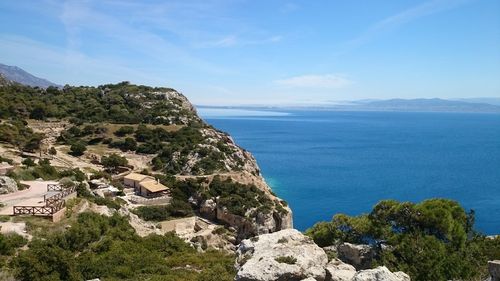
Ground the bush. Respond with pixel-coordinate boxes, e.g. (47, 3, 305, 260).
(69, 142, 86, 156)
(114, 126, 135, 137)
(305, 199, 500, 281)
(109, 137, 137, 151)
(133, 200, 193, 222)
(11, 212, 235, 281)
(49, 147, 57, 155)
(0, 233, 27, 256)
(101, 153, 128, 172)
(22, 158, 36, 167)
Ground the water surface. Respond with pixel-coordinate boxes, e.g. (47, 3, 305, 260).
(200, 109, 500, 235)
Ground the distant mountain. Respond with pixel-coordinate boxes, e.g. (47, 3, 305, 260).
(347, 98, 500, 113)
(0, 63, 60, 88)
(200, 98, 500, 113)
(456, 98, 500, 106)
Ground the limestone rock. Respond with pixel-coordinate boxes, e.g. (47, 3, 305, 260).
(325, 259, 356, 281)
(352, 266, 410, 281)
(235, 229, 328, 281)
(200, 199, 217, 220)
(0, 176, 18, 194)
(337, 243, 375, 270)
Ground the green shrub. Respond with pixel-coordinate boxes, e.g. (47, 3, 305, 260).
(275, 256, 297, 264)
(0, 233, 27, 256)
(11, 212, 235, 281)
(114, 126, 135, 137)
(101, 153, 128, 172)
(305, 199, 500, 281)
(22, 158, 36, 167)
(133, 200, 193, 222)
(69, 142, 86, 156)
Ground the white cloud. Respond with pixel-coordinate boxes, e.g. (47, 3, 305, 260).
(275, 74, 352, 89)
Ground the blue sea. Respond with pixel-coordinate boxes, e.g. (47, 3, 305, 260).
(199, 108, 500, 235)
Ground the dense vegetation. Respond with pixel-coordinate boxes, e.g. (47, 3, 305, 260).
(305, 199, 500, 281)
(0, 82, 197, 125)
(205, 176, 276, 216)
(0, 81, 247, 176)
(0, 120, 42, 152)
(8, 212, 235, 281)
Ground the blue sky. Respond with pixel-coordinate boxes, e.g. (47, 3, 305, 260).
(0, 0, 499, 105)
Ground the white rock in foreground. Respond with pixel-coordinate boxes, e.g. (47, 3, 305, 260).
(235, 230, 411, 281)
(235, 229, 328, 281)
(352, 266, 410, 281)
(326, 259, 356, 281)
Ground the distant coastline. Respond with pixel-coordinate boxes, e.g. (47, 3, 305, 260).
(197, 98, 500, 114)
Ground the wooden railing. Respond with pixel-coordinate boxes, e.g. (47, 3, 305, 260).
(44, 186, 76, 204)
(13, 184, 77, 217)
(13, 206, 55, 216)
(47, 184, 63, 191)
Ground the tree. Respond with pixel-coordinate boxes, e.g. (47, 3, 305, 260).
(22, 158, 36, 167)
(101, 153, 128, 172)
(29, 105, 47, 120)
(23, 134, 43, 152)
(70, 142, 86, 156)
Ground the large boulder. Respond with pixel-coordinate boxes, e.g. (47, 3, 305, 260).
(352, 266, 410, 281)
(235, 229, 328, 281)
(325, 259, 356, 281)
(337, 243, 375, 270)
(0, 176, 18, 194)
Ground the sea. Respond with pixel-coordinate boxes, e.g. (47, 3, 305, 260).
(198, 108, 500, 235)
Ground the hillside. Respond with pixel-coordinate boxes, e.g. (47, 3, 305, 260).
(0, 81, 291, 238)
(0, 80, 498, 281)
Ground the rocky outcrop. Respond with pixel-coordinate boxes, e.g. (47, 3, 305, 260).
(0, 176, 18, 194)
(325, 259, 356, 281)
(352, 266, 410, 281)
(212, 202, 292, 241)
(337, 243, 375, 270)
(236, 229, 328, 281)
(235, 230, 410, 281)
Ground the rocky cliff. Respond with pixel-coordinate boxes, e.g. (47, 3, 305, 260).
(147, 87, 293, 239)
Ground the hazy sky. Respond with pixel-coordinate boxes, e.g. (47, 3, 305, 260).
(1, 0, 499, 105)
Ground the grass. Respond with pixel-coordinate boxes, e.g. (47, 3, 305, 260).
(275, 256, 297, 265)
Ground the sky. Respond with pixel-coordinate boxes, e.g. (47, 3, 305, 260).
(0, 0, 499, 105)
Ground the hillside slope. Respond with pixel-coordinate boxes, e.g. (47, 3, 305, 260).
(0, 81, 292, 239)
